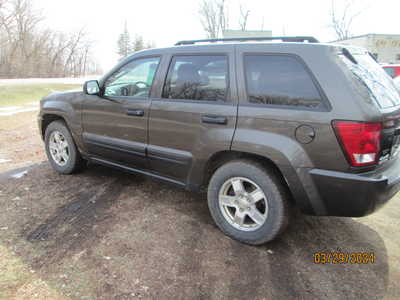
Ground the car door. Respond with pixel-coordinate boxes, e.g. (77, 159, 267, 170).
(81, 56, 161, 170)
(148, 47, 238, 186)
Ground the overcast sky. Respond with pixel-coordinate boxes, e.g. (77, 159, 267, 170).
(34, 0, 400, 72)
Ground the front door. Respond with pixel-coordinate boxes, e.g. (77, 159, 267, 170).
(82, 56, 161, 170)
(148, 49, 238, 185)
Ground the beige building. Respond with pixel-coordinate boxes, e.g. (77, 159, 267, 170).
(335, 34, 400, 63)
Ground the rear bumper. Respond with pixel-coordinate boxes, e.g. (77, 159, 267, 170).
(309, 158, 400, 217)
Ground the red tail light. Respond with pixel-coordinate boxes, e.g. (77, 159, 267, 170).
(333, 121, 382, 167)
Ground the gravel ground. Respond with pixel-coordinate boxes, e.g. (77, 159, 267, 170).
(0, 112, 399, 300)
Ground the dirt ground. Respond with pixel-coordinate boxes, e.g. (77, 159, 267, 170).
(0, 111, 46, 173)
(0, 112, 400, 300)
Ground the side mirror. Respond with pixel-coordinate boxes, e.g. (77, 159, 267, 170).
(84, 80, 100, 95)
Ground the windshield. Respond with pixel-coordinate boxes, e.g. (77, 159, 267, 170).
(339, 49, 400, 109)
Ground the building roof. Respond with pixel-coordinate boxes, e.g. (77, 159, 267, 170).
(332, 33, 400, 43)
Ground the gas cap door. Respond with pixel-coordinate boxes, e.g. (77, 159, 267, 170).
(295, 125, 315, 144)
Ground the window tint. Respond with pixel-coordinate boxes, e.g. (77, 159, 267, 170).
(104, 57, 160, 98)
(162, 55, 228, 101)
(244, 55, 323, 108)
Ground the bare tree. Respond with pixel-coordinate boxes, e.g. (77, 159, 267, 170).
(330, 0, 364, 41)
(217, 0, 228, 34)
(0, 0, 100, 78)
(239, 5, 250, 31)
(198, 0, 228, 38)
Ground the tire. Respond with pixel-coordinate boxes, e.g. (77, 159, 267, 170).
(207, 160, 289, 245)
(44, 120, 85, 174)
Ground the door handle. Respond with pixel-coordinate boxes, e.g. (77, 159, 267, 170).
(126, 109, 144, 117)
(201, 115, 228, 125)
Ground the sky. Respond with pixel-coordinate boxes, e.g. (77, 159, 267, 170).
(34, 0, 400, 72)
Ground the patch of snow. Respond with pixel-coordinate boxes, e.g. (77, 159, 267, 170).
(0, 107, 38, 116)
(0, 106, 21, 111)
(0, 158, 11, 163)
(0, 77, 100, 86)
(26, 101, 39, 105)
(11, 170, 28, 179)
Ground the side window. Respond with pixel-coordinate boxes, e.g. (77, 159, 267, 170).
(104, 57, 160, 98)
(162, 55, 228, 101)
(244, 55, 323, 109)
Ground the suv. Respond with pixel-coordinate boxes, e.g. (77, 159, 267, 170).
(38, 36, 400, 245)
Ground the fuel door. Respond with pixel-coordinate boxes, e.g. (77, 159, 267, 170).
(295, 125, 315, 144)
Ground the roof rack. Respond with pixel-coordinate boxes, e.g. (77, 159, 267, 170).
(175, 36, 319, 46)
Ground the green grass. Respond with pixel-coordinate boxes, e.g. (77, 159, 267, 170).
(0, 84, 82, 107)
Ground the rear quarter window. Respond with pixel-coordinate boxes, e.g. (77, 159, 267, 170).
(243, 54, 324, 109)
(339, 51, 400, 109)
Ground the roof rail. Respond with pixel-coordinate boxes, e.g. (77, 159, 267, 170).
(175, 36, 319, 46)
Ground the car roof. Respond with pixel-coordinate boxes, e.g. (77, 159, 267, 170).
(127, 41, 342, 57)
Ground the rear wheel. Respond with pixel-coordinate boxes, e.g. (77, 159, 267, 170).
(207, 160, 289, 245)
(44, 120, 84, 174)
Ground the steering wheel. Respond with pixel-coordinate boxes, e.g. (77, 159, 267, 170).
(134, 81, 150, 89)
(120, 82, 150, 96)
(120, 86, 129, 96)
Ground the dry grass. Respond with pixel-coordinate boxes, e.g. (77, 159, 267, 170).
(0, 84, 81, 107)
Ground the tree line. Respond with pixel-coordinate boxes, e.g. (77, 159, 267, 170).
(0, 0, 101, 78)
(116, 21, 155, 60)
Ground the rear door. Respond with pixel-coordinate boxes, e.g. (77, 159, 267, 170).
(148, 47, 238, 185)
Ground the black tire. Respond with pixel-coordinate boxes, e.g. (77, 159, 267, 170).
(207, 160, 289, 245)
(44, 120, 85, 174)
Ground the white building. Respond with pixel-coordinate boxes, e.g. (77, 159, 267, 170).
(222, 30, 272, 38)
(334, 34, 400, 63)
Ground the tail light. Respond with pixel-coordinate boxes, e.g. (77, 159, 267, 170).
(333, 121, 382, 167)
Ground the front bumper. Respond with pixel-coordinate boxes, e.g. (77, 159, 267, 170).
(309, 158, 400, 217)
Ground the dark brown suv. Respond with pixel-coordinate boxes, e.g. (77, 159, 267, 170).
(38, 37, 400, 244)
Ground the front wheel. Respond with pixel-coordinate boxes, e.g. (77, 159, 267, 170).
(44, 120, 84, 174)
(207, 160, 289, 245)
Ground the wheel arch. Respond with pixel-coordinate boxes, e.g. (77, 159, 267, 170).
(201, 150, 315, 214)
(203, 151, 290, 193)
(40, 114, 67, 140)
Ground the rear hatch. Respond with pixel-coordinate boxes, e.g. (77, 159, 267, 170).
(337, 47, 400, 165)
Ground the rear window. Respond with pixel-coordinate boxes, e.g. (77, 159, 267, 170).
(339, 50, 400, 109)
(244, 55, 323, 109)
